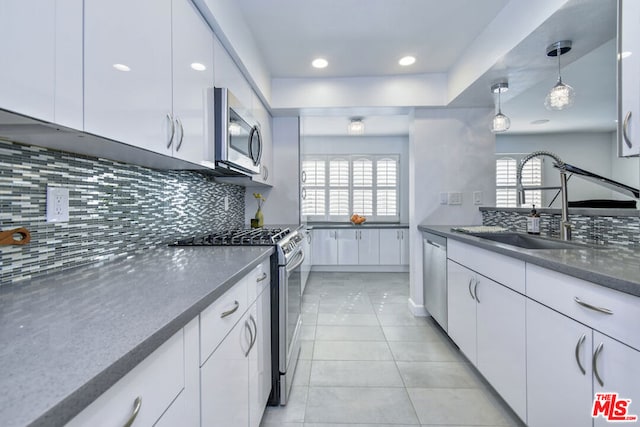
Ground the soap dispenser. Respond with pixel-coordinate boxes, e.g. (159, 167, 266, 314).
(527, 205, 540, 235)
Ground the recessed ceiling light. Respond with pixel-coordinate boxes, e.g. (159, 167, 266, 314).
(190, 62, 207, 71)
(531, 119, 550, 125)
(619, 51, 632, 59)
(399, 56, 416, 66)
(312, 58, 328, 69)
(112, 63, 131, 72)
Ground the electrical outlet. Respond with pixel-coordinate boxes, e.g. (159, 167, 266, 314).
(440, 192, 449, 205)
(473, 191, 483, 205)
(224, 196, 229, 211)
(448, 192, 462, 205)
(46, 186, 70, 222)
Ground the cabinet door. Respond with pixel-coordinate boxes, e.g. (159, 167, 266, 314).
(619, 0, 640, 157)
(171, 0, 214, 163)
(249, 289, 271, 427)
(399, 230, 410, 265)
(379, 229, 401, 265)
(312, 230, 338, 265)
(526, 299, 593, 427)
(0, 0, 55, 121)
(201, 312, 251, 427)
(593, 333, 640, 427)
(337, 229, 360, 265)
(84, 0, 172, 154)
(446, 260, 477, 363)
(476, 276, 526, 421)
(213, 35, 253, 109)
(357, 229, 379, 265)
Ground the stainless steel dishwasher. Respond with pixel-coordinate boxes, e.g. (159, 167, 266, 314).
(423, 232, 447, 332)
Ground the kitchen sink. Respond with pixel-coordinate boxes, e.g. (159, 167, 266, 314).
(467, 232, 595, 250)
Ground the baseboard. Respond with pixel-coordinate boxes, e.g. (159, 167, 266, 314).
(311, 265, 410, 273)
(408, 297, 428, 317)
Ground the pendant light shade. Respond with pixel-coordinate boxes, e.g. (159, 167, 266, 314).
(491, 82, 510, 133)
(545, 40, 575, 111)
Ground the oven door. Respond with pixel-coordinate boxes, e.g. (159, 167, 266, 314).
(278, 248, 304, 405)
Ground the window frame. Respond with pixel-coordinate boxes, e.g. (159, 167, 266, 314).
(301, 154, 400, 223)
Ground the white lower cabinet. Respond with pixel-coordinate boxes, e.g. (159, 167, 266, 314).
(313, 228, 394, 267)
(379, 229, 409, 265)
(201, 262, 271, 427)
(312, 229, 338, 265)
(527, 299, 594, 427)
(447, 259, 526, 422)
(66, 327, 187, 427)
(201, 310, 251, 427)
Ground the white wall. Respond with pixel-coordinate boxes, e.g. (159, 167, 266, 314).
(496, 131, 638, 205)
(409, 108, 496, 315)
(302, 135, 410, 224)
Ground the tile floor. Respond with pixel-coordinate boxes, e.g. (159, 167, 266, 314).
(260, 272, 525, 427)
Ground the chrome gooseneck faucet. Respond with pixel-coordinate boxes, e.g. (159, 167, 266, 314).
(516, 151, 572, 240)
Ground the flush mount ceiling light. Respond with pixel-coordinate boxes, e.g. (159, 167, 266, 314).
(112, 63, 131, 72)
(399, 56, 416, 66)
(490, 82, 510, 133)
(312, 58, 328, 69)
(545, 40, 575, 111)
(348, 118, 365, 135)
(190, 62, 207, 71)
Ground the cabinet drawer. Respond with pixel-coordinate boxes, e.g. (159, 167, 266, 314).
(200, 277, 249, 364)
(448, 240, 525, 294)
(66, 329, 184, 427)
(247, 259, 270, 304)
(527, 264, 640, 351)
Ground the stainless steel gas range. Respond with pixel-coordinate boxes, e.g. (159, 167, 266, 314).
(171, 226, 304, 406)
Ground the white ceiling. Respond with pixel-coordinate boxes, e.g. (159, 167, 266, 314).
(236, 0, 617, 136)
(236, 0, 509, 78)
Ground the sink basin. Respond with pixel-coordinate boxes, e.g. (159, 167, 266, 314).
(468, 232, 593, 250)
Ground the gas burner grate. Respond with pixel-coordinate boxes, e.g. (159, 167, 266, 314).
(170, 227, 291, 247)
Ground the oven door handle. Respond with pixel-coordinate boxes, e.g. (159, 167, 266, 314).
(286, 250, 305, 273)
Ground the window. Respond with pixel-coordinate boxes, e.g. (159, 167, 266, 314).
(496, 155, 542, 208)
(301, 154, 399, 222)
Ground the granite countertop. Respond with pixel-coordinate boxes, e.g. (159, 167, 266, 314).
(419, 224, 640, 298)
(0, 245, 274, 427)
(308, 222, 409, 229)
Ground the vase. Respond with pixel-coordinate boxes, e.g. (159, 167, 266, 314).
(254, 207, 264, 228)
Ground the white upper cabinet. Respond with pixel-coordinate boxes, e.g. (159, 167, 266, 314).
(171, 0, 214, 164)
(84, 0, 173, 153)
(0, 0, 82, 129)
(618, 0, 640, 156)
(251, 93, 273, 185)
(213, 36, 253, 109)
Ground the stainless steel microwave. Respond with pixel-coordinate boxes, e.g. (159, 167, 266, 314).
(214, 87, 262, 175)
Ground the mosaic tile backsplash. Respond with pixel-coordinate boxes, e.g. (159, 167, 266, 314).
(482, 209, 640, 248)
(0, 140, 245, 285)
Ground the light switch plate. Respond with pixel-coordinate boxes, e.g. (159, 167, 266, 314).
(448, 192, 462, 205)
(473, 191, 483, 205)
(46, 186, 70, 222)
(440, 192, 449, 205)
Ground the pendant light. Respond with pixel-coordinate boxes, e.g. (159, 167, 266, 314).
(544, 40, 575, 110)
(491, 82, 510, 133)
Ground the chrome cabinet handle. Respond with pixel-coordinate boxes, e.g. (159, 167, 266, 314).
(301, 188, 307, 200)
(593, 342, 605, 387)
(473, 279, 480, 303)
(166, 113, 175, 148)
(574, 297, 613, 315)
(262, 165, 269, 181)
(220, 300, 240, 318)
(400, 230, 404, 240)
(467, 278, 475, 300)
(397, 230, 400, 240)
(175, 117, 184, 151)
(244, 320, 254, 357)
(623, 111, 633, 149)
(301, 170, 307, 183)
(257, 272, 268, 282)
(249, 314, 258, 351)
(574, 334, 586, 375)
(426, 240, 441, 248)
(122, 396, 142, 427)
